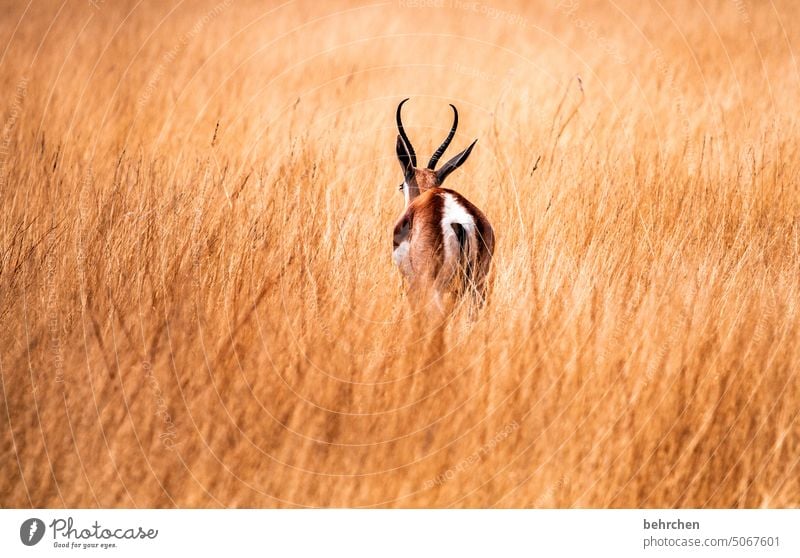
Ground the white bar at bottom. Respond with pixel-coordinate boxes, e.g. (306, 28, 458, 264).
(1, 509, 797, 557)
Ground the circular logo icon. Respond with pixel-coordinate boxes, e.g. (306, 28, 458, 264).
(20, 518, 45, 546)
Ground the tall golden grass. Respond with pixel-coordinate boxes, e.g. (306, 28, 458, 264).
(1, 0, 799, 508)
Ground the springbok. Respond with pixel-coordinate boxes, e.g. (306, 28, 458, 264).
(392, 98, 495, 314)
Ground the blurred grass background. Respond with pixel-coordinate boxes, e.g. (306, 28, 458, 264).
(0, 0, 798, 507)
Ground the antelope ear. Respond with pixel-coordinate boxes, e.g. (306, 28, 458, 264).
(435, 139, 477, 183)
(396, 135, 414, 178)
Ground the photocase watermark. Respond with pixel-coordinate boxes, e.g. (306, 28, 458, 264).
(423, 420, 520, 489)
(398, 0, 447, 7)
(19, 516, 159, 550)
(400, 0, 629, 65)
(532, 474, 570, 506)
(20, 518, 45, 546)
(451, 63, 536, 110)
(731, 0, 751, 25)
(143, 360, 180, 451)
(0, 77, 28, 191)
(45, 227, 66, 388)
(400, 0, 528, 26)
(137, 0, 232, 108)
(452, 0, 528, 26)
(453, 62, 505, 85)
(630, 297, 692, 401)
(555, 0, 629, 65)
(650, 46, 696, 171)
(304, 289, 504, 360)
(75, 166, 93, 296)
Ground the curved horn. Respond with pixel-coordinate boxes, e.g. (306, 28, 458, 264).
(396, 98, 417, 167)
(427, 104, 458, 170)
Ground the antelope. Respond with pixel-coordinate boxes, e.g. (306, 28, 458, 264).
(392, 98, 495, 314)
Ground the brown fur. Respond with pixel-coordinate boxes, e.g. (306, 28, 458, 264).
(439, 188, 495, 304)
(393, 184, 494, 313)
(413, 168, 440, 192)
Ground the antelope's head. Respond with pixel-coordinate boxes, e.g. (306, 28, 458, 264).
(395, 98, 477, 207)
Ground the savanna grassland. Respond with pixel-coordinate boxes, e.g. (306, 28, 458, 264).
(1, 0, 799, 508)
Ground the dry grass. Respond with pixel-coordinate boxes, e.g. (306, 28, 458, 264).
(1, 0, 799, 508)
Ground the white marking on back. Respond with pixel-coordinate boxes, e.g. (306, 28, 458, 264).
(441, 193, 477, 270)
(442, 193, 475, 229)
